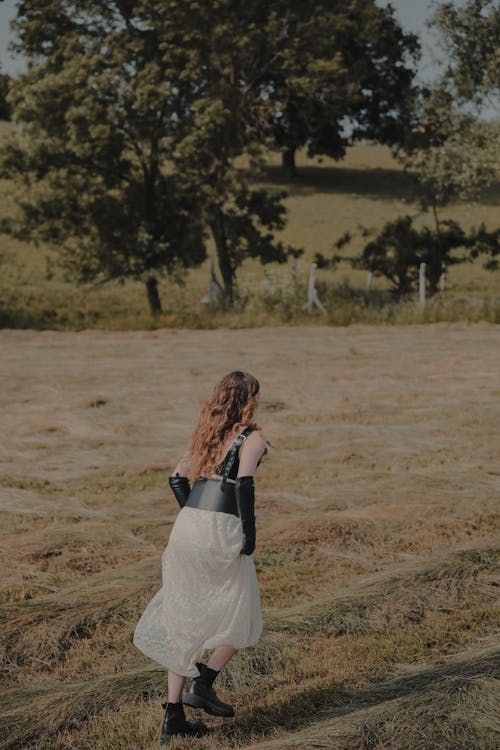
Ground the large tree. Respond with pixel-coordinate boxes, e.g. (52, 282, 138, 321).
(2, 0, 301, 308)
(425, 0, 500, 273)
(2, 1, 208, 314)
(145, 0, 300, 301)
(259, 0, 420, 176)
(2, 0, 422, 306)
(357, 1, 500, 294)
(401, 90, 499, 222)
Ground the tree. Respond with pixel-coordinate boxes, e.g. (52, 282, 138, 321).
(346, 216, 499, 297)
(401, 90, 500, 221)
(396, 1, 500, 271)
(338, 1, 500, 296)
(110, 0, 301, 302)
(403, 0, 500, 214)
(2, 0, 302, 307)
(259, 0, 420, 176)
(426, 0, 500, 273)
(1, 1, 208, 315)
(434, 0, 499, 112)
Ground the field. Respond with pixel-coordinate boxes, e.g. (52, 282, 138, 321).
(1, 323, 499, 749)
(1, 141, 499, 329)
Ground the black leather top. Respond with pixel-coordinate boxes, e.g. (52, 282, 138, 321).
(185, 478, 238, 516)
(184, 427, 254, 516)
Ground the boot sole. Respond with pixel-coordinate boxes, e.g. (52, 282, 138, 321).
(160, 721, 209, 743)
(183, 694, 234, 718)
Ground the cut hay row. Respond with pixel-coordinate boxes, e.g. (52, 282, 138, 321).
(1, 640, 498, 750)
(1, 559, 157, 629)
(1, 549, 498, 748)
(2, 547, 497, 673)
(0, 561, 158, 670)
(265, 547, 500, 636)
(0, 662, 164, 750)
(242, 646, 500, 750)
(0, 635, 290, 749)
(271, 510, 500, 561)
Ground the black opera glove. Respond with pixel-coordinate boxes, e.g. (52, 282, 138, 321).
(168, 474, 191, 509)
(235, 476, 256, 555)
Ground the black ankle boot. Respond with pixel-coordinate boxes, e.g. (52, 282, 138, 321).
(159, 701, 208, 745)
(183, 662, 235, 718)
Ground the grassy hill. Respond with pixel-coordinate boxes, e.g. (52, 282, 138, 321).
(0, 134, 499, 329)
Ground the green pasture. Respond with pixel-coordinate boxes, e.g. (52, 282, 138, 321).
(1, 138, 499, 329)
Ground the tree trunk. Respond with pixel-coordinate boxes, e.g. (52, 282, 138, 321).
(282, 147, 297, 178)
(210, 210, 234, 303)
(146, 275, 162, 316)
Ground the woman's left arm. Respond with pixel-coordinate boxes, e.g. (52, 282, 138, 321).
(235, 431, 267, 555)
(171, 453, 190, 478)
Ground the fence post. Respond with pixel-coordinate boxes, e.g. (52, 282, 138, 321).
(201, 256, 223, 304)
(419, 262, 426, 310)
(307, 263, 326, 314)
(439, 263, 446, 292)
(367, 270, 373, 293)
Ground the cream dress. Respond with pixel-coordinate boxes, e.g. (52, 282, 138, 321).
(133, 430, 262, 677)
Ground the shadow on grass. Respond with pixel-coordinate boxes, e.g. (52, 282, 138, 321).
(261, 164, 500, 207)
(0, 306, 76, 331)
(262, 164, 419, 201)
(227, 646, 500, 741)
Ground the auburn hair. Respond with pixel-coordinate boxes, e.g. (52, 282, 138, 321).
(186, 371, 260, 480)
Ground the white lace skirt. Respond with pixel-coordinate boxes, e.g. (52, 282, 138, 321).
(133, 506, 263, 677)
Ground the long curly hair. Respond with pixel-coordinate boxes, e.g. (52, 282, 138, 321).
(187, 371, 260, 480)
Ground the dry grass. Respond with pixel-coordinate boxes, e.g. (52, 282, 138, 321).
(1, 324, 499, 749)
(241, 646, 500, 750)
(266, 548, 500, 636)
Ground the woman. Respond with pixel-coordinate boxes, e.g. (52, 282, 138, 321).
(133, 371, 267, 744)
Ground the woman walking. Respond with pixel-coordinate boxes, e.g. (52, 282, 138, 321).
(134, 371, 267, 743)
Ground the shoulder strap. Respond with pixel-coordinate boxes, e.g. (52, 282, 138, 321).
(219, 427, 253, 485)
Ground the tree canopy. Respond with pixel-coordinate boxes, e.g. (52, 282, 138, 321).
(257, 0, 420, 175)
(0, 1, 429, 308)
(400, 2, 500, 228)
(434, 0, 499, 111)
(336, 1, 500, 298)
(346, 216, 499, 297)
(3, 1, 211, 312)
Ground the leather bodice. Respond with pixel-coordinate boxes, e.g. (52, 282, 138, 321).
(184, 427, 254, 516)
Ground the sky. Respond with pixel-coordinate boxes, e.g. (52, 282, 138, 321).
(0, 0, 445, 81)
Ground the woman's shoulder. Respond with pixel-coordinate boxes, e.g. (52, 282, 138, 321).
(242, 428, 267, 453)
(237, 428, 268, 476)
